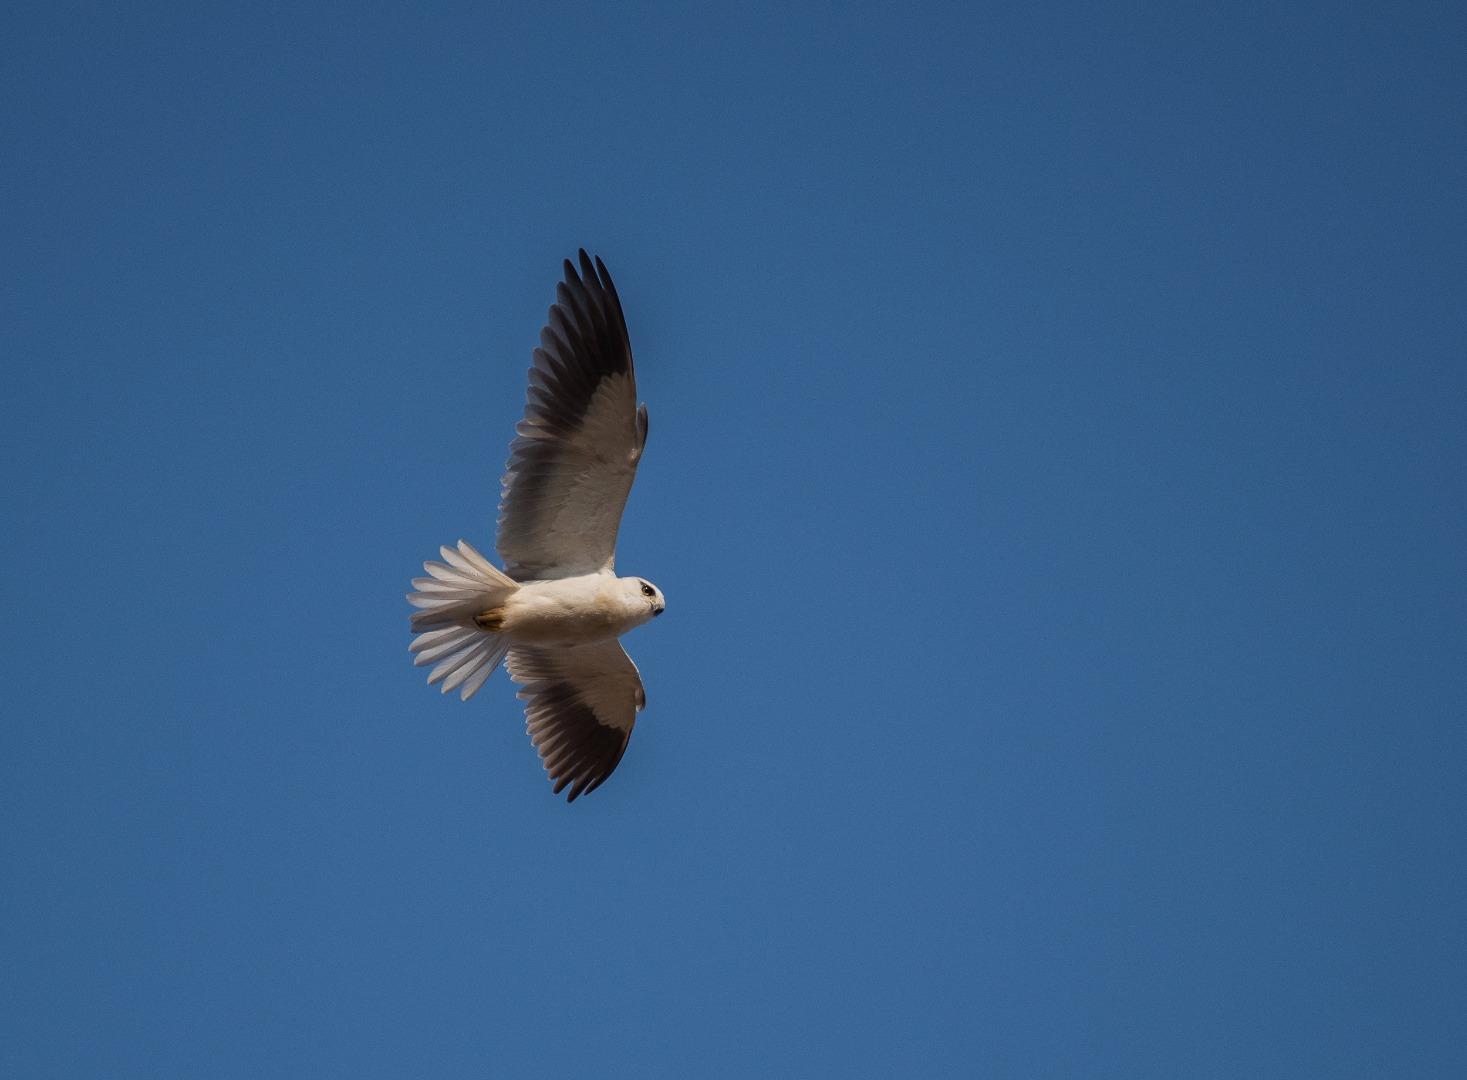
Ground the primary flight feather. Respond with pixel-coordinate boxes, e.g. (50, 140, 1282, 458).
(406, 251, 664, 802)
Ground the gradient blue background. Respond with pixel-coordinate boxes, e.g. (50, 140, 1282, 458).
(4, 3, 1465, 1076)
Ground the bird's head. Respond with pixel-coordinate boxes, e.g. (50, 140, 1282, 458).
(626, 577, 666, 621)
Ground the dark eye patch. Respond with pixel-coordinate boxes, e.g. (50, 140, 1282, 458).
(640, 582, 654, 597)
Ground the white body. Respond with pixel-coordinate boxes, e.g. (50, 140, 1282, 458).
(503, 574, 660, 646)
(407, 541, 664, 700)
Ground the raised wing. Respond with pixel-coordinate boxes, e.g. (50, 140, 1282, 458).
(497, 250, 648, 580)
(505, 640, 645, 802)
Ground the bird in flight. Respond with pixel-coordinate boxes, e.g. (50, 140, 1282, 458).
(407, 250, 664, 802)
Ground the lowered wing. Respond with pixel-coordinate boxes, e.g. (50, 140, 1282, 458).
(505, 640, 645, 802)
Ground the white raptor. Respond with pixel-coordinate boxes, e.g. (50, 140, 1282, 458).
(407, 250, 665, 802)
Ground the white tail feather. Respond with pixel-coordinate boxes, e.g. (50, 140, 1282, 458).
(406, 539, 517, 700)
(413, 628, 478, 665)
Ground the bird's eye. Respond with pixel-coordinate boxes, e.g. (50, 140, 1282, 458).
(640, 582, 655, 597)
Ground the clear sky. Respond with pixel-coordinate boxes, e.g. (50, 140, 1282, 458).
(3, 3, 1464, 1076)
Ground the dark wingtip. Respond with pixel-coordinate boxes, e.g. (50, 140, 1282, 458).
(595, 254, 616, 287)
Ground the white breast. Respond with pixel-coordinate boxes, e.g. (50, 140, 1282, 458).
(501, 574, 637, 646)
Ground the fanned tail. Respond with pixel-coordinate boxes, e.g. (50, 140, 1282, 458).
(406, 540, 518, 700)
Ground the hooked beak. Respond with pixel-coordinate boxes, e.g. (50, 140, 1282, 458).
(652, 603, 665, 617)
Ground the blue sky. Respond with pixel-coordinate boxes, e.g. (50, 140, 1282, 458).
(3, 2, 1465, 1076)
